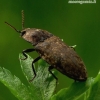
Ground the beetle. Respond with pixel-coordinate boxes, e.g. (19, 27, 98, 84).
(5, 10, 87, 83)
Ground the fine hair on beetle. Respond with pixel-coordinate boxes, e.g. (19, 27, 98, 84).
(5, 10, 88, 85)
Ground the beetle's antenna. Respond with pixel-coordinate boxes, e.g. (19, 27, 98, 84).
(22, 10, 24, 29)
(5, 22, 20, 33)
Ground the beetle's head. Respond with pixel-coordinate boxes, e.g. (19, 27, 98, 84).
(21, 28, 53, 46)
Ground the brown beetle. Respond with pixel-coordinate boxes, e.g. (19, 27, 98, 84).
(5, 11, 87, 83)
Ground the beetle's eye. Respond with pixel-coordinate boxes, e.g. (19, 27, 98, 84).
(21, 31, 26, 36)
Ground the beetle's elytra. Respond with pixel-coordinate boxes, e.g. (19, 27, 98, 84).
(5, 10, 87, 83)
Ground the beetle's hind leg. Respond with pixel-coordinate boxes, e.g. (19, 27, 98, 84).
(48, 66, 58, 86)
(69, 45, 77, 50)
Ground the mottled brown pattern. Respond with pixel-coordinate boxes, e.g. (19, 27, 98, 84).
(35, 36, 87, 81)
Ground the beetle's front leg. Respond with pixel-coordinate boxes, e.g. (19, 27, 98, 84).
(21, 48, 35, 60)
(29, 56, 41, 82)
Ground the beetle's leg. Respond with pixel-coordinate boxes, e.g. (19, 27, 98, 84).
(48, 66, 58, 85)
(69, 45, 77, 51)
(29, 56, 41, 82)
(21, 48, 35, 60)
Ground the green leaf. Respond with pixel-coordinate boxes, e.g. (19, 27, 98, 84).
(1, 53, 98, 100)
(51, 78, 94, 100)
(19, 53, 56, 100)
(0, 67, 33, 100)
(87, 71, 100, 100)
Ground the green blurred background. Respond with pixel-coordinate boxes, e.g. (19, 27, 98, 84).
(0, 0, 100, 99)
